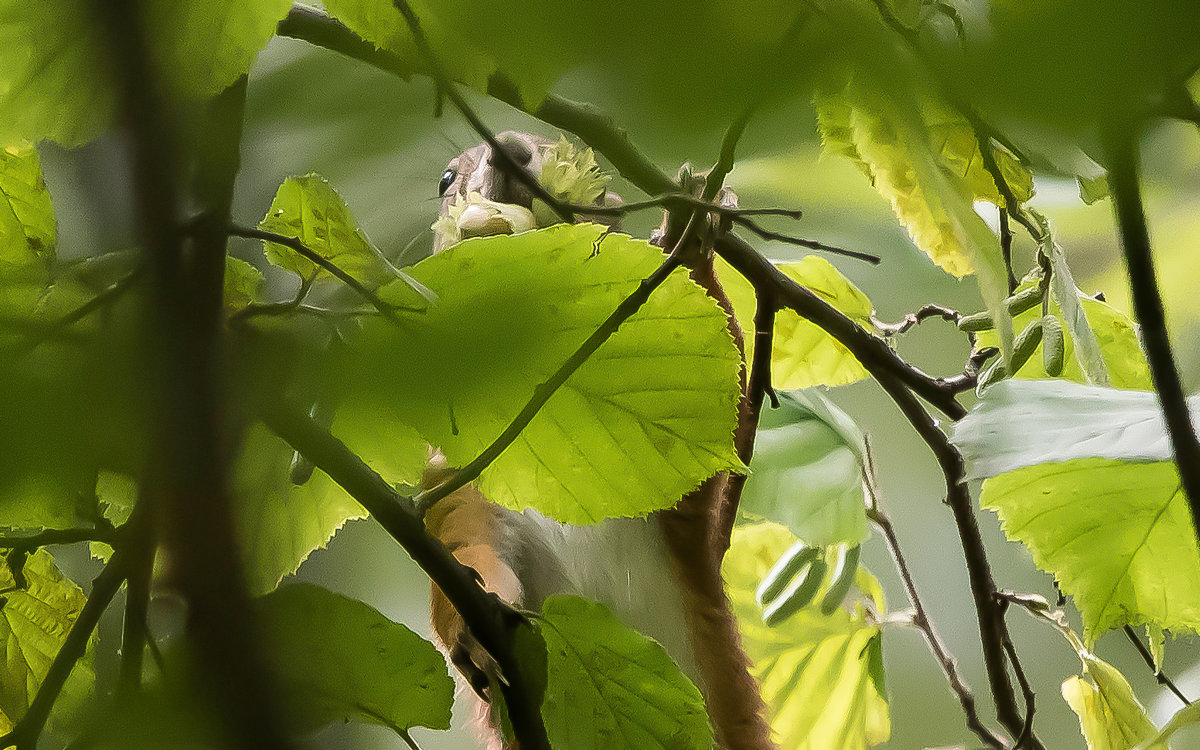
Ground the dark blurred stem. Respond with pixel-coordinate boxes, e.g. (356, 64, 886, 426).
(96, 1, 292, 744)
(1105, 125, 1200, 540)
(0, 553, 128, 750)
(117, 502, 154, 702)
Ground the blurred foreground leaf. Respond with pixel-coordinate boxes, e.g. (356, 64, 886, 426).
(259, 583, 454, 736)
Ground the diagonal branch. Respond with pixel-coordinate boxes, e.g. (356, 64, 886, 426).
(261, 400, 552, 750)
(226, 225, 407, 322)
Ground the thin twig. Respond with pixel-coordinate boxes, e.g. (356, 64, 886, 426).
(117, 503, 154, 703)
(995, 600, 1037, 749)
(398, 729, 423, 750)
(0, 552, 129, 750)
(999, 209, 1017, 294)
(720, 290, 778, 542)
(1123, 625, 1192, 706)
(866, 498, 1006, 749)
(413, 214, 701, 515)
(227, 226, 404, 322)
(731, 216, 881, 264)
(1105, 125, 1200, 547)
(872, 303, 959, 336)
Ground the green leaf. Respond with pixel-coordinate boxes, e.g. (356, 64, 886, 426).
(350, 224, 743, 525)
(1078, 174, 1110, 206)
(740, 391, 868, 547)
(724, 523, 889, 750)
(0, 470, 97, 533)
(232, 419, 425, 595)
(982, 459, 1200, 643)
(0, 145, 55, 269)
(975, 281, 1151, 390)
(1037, 217, 1112, 386)
(0, 549, 95, 725)
(1063, 650, 1163, 750)
(718, 256, 872, 388)
(258, 583, 454, 736)
(321, 0, 495, 92)
(0, 0, 291, 146)
(538, 595, 713, 750)
(815, 82, 1015, 360)
(223, 256, 263, 310)
(90, 470, 138, 561)
(258, 174, 384, 283)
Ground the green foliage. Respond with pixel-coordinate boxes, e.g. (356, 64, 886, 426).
(1063, 660, 1164, 750)
(0, 550, 94, 727)
(719, 256, 872, 388)
(222, 257, 264, 309)
(0, 145, 56, 269)
(233, 421, 425, 595)
(982, 459, 1200, 643)
(258, 174, 385, 283)
(258, 583, 454, 736)
(0, 0, 291, 146)
(537, 595, 713, 750)
(322, 0, 495, 92)
(349, 224, 743, 524)
(724, 523, 889, 750)
(975, 281, 1151, 390)
(815, 81, 1018, 359)
(739, 390, 869, 547)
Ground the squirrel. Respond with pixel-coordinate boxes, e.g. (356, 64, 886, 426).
(424, 132, 775, 750)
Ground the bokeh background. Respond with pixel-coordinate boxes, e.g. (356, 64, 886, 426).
(41, 28, 1200, 750)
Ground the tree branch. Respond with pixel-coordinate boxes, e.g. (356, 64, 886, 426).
(8, 271, 141, 358)
(1105, 125, 1200, 544)
(96, 2, 293, 743)
(865, 496, 1006, 749)
(714, 233, 967, 419)
(226, 226, 408, 322)
(260, 400, 551, 750)
(0, 552, 128, 750)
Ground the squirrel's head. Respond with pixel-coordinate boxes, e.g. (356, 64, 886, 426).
(431, 131, 617, 253)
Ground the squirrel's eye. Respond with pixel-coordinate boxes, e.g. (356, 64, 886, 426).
(438, 168, 456, 197)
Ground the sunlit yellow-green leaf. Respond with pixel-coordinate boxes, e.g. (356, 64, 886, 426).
(0, 0, 291, 146)
(349, 224, 743, 525)
(983, 459, 1200, 643)
(0, 145, 55, 269)
(223, 256, 263, 310)
(259, 583, 454, 735)
(718, 255, 872, 388)
(0, 550, 95, 726)
(724, 523, 889, 750)
(538, 595, 713, 750)
(815, 82, 1014, 359)
(258, 174, 384, 283)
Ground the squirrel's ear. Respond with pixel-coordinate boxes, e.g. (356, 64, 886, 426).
(491, 131, 535, 167)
